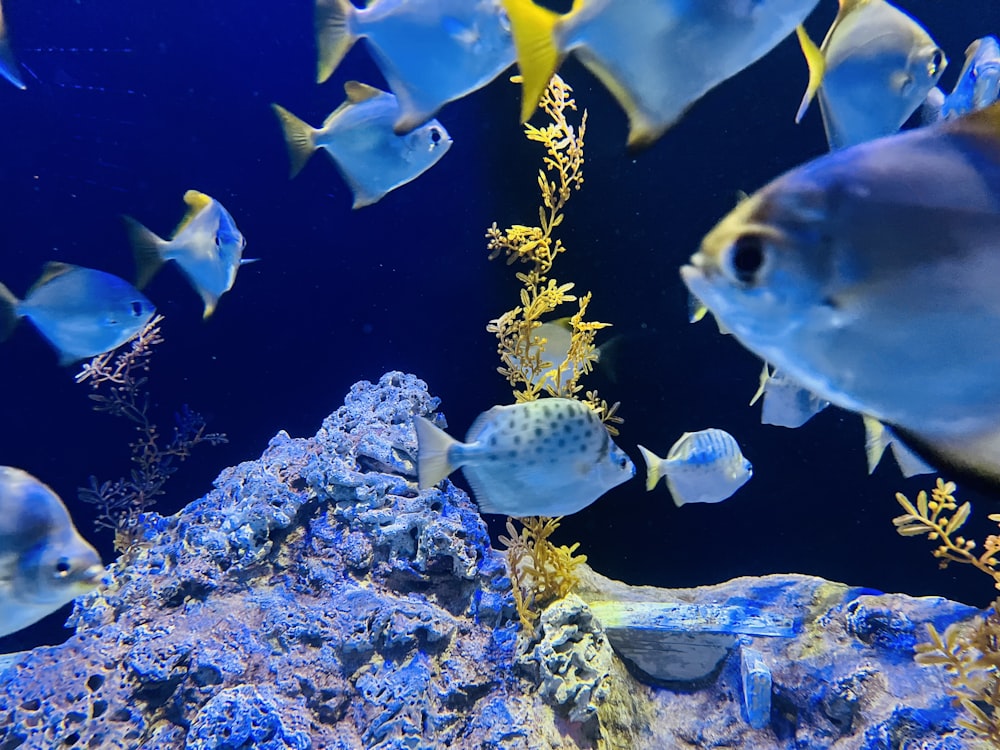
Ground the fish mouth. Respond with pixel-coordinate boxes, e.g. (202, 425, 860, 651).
(80, 563, 107, 588)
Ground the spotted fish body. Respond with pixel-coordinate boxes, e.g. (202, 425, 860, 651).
(0, 467, 104, 637)
(414, 398, 634, 517)
(639, 429, 752, 507)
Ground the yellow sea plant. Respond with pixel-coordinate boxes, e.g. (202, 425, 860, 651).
(488, 75, 621, 630)
(894, 478, 1000, 740)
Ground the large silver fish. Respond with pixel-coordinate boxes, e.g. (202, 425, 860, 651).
(0, 467, 104, 638)
(315, 0, 514, 134)
(414, 398, 634, 517)
(503, 0, 820, 148)
(795, 0, 945, 150)
(680, 103, 1000, 490)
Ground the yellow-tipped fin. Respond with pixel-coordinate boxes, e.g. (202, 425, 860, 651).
(862, 415, 890, 474)
(122, 215, 167, 289)
(167, 189, 214, 237)
(414, 416, 459, 490)
(501, 0, 562, 123)
(637, 444, 665, 492)
(271, 104, 319, 179)
(0, 281, 21, 341)
(343, 80, 382, 104)
(315, 0, 358, 83)
(794, 25, 825, 124)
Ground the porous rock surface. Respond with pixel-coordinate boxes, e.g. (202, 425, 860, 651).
(0, 372, 988, 749)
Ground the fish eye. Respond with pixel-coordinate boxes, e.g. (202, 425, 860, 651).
(929, 49, 945, 77)
(130, 300, 145, 317)
(54, 556, 72, 578)
(214, 235, 221, 247)
(430, 128, 442, 144)
(725, 235, 766, 286)
(618, 457, 629, 469)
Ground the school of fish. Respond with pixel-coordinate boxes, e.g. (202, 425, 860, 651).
(1, 0, 999, 640)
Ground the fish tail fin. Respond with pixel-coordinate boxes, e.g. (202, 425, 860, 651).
(122, 215, 168, 289)
(502, 0, 562, 123)
(0, 282, 20, 341)
(794, 24, 825, 124)
(271, 104, 319, 179)
(315, 0, 357, 84)
(637, 444, 664, 492)
(413, 416, 459, 490)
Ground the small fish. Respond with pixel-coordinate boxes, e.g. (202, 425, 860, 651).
(0, 0, 24, 90)
(315, 0, 514, 133)
(941, 37, 1000, 121)
(795, 0, 946, 150)
(510, 318, 615, 390)
(638, 429, 752, 507)
(502, 0, 820, 148)
(0, 467, 104, 638)
(750, 363, 829, 429)
(414, 398, 634, 517)
(0, 263, 155, 365)
(680, 103, 1000, 492)
(272, 81, 452, 208)
(863, 415, 934, 478)
(124, 191, 251, 319)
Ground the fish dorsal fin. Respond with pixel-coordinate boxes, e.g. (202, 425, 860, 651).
(838, 0, 869, 13)
(940, 100, 1000, 139)
(173, 190, 213, 236)
(344, 80, 383, 105)
(29, 262, 77, 294)
(794, 25, 826, 124)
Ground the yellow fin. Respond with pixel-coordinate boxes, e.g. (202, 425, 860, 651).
(637, 445, 664, 492)
(315, 0, 358, 83)
(0, 281, 21, 341)
(172, 190, 213, 237)
(501, 0, 562, 123)
(343, 80, 383, 104)
(749, 363, 771, 407)
(271, 103, 319, 179)
(122, 215, 167, 289)
(794, 25, 825, 124)
(863, 415, 890, 474)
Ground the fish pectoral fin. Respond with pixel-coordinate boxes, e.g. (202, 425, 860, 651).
(502, 0, 562, 123)
(122, 215, 168, 289)
(795, 25, 825, 124)
(315, 0, 358, 84)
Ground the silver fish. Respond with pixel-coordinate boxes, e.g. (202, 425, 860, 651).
(681, 103, 1000, 490)
(315, 0, 514, 134)
(503, 0, 820, 148)
(0, 467, 104, 638)
(125, 190, 253, 319)
(272, 81, 452, 208)
(795, 0, 946, 150)
(0, 263, 155, 365)
(414, 398, 634, 517)
(638, 429, 752, 507)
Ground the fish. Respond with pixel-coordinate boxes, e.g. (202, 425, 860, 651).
(863, 415, 934, 478)
(272, 81, 452, 209)
(680, 102, 1000, 491)
(0, 0, 24, 90)
(0, 263, 155, 365)
(414, 398, 634, 517)
(638, 429, 752, 507)
(750, 363, 829, 428)
(509, 318, 615, 391)
(795, 0, 946, 150)
(0, 466, 104, 638)
(315, 0, 514, 134)
(501, 0, 820, 148)
(941, 37, 1000, 121)
(124, 190, 252, 319)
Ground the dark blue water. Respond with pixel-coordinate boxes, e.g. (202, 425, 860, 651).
(0, 0, 997, 652)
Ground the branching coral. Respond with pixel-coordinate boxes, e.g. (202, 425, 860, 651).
(498, 516, 588, 630)
(894, 477, 1000, 739)
(75, 315, 227, 550)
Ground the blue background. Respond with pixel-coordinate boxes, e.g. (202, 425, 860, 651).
(0, 0, 998, 651)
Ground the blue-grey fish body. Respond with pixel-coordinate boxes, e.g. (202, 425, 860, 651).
(0, 263, 155, 365)
(639, 429, 752, 507)
(273, 82, 452, 208)
(942, 37, 1000, 121)
(415, 398, 634, 517)
(0, 467, 104, 638)
(316, 0, 514, 133)
(503, 0, 819, 148)
(795, 0, 945, 150)
(0, 0, 24, 90)
(681, 103, 1000, 489)
(125, 190, 251, 319)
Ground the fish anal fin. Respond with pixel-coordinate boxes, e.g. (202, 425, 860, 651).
(502, 0, 562, 123)
(122, 215, 167, 289)
(795, 25, 826, 124)
(315, 0, 358, 83)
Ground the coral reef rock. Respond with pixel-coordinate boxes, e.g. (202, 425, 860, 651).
(0, 372, 988, 749)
